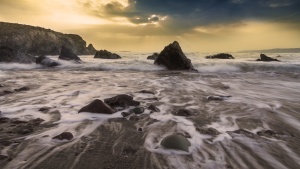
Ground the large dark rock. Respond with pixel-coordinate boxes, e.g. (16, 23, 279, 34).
(58, 46, 81, 62)
(154, 41, 195, 71)
(256, 54, 280, 62)
(205, 53, 234, 59)
(78, 99, 116, 114)
(52, 132, 74, 140)
(36, 55, 60, 67)
(104, 94, 140, 109)
(161, 134, 191, 152)
(0, 22, 96, 56)
(0, 46, 35, 63)
(94, 50, 121, 59)
(147, 53, 159, 60)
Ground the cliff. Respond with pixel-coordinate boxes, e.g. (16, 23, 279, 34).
(0, 22, 97, 56)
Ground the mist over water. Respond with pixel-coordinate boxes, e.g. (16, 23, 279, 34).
(0, 52, 300, 169)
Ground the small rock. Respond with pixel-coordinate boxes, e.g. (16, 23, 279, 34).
(121, 112, 131, 117)
(227, 129, 258, 139)
(52, 132, 74, 140)
(0, 117, 9, 123)
(205, 53, 234, 59)
(29, 118, 44, 126)
(130, 107, 145, 114)
(78, 99, 116, 114)
(161, 134, 191, 152)
(137, 90, 155, 95)
(143, 97, 159, 101)
(196, 127, 220, 136)
(38, 107, 51, 112)
(147, 105, 160, 113)
(173, 109, 194, 116)
(256, 54, 280, 62)
(129, 115, 140, 121)
(137, 128, 143, 132)
(14, 86, 30, 92)
(207, 95, 232, 101)
(14, 124, 34, 134)
(104, 94, 140, 109)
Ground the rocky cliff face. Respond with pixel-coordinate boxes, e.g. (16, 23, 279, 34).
(0, 22, 97, 56)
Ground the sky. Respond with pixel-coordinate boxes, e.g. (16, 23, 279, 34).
(0, 0, 300, 52)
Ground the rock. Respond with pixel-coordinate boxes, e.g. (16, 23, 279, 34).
(0, 90, 14, 96)
(36, 55, 60, 67)
(227, 129, 258, 139)
(207, 95, 232, 101)
(94, 50, 121, 59)
(205, 53, 234, 59)
(58, 46, 82, 62)
(0, 46, 35, 63)
(154, 41, 196, 71)
(0, 117, 9, 123)
(147, 105, 160, 113)
(29, 118, 44, 126)
(38, 107, 51, 112)
(137, 90, 155, 95)
(52, 132, 74, 140)
(256, 130, 289, 138)
(14, 124, 34, 134)
(173, 109, 194, 116)
(256, 54, 280, 62)
(14, 86, 30, 92)
(78, 99, 116, 114)
(130, 107, 145, 114)
(129, 115, 140, 121)
(147, 53, 159, 60)
(0, 155, 8, 161)
(161, 134, 191, 152)
(0, 22, 96, 56)
(0, 84, 5, 87)
(87, 44, 97, 55)
(121, 112, 131, 117)
(104, 94, 140, 109)
(196, 127, 220, 136)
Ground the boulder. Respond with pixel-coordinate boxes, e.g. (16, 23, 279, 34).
(52, 132, 74, 140)
(147, 53, 159, 60)
(205, 53, 234, 59)
(154, 41, 196, 71)
(161, 134, 191, 152)
(172, 109, 194, 116)
(147, 105, 160, 113)
(104, 94, 140, 109)
(78, 99, 116, 114)
(36, 55, 60, 67)
(0, 46, 35, 63)
(130, 107, 145, 114)
(256, 54, 280, 62)
(58, 46, 81, 62)
(94, 50, 121, 59)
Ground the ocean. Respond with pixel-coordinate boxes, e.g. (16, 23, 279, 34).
(0, 52, 300, 169)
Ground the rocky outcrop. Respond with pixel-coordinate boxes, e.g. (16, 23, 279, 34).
(154, 41, 195, 71)
(58, 46, 81, 62)
(147, 53, 159, 60)
(36, 55, 60, 67)
(94, 50, 121, 59)
(205, 53, 234, 59)
(0, 22, 96, 58)
(256, 54, 280, 62)
(0, 46, 35, 63)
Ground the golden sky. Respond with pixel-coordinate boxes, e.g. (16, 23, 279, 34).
(1, 0, 299, 52)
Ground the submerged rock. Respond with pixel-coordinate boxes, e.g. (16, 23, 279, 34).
(147, 105, 160, 113)
(161, 134, 191, 152)
(207, 95, 232, 101)
(256, 54, 280, 62)
(130, 107, 145, 114)
(94, 50, 121, 59)
(121, 112, 132, 117)
(137, 90, 155, 95)
(147, 53, 159, 60)
(227, 129, 258, 139)
(78, 99, 116, 114)
(58, 46, 82, 62)
(52, 132, 74, 140)
(14, 86, 30, 92)
(196, 127, 220, 136)
(36, 55, 60, 67)
(104, 94, 140, 109)
(205, 53, 234, 59)
(154, 41, 196, 71)
(172, 109, 194, 116)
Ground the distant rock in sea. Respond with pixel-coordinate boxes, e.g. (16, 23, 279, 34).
(0, 22, 97, 63)
(205, 53, 234, 59)
(36, 55, 60, 67)
(58, 46, 82, 62)
(147, 53, 159, 60)
(94, 50, 121, 59)
(256, 54, 280, 62)
(0, 46, 35, 63)
(154, 41, 196, 71)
